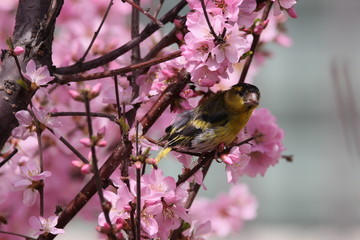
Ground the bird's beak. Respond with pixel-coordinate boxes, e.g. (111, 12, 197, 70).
(245, 92, 259, 107)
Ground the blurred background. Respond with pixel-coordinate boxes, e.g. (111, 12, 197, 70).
(226, 0, 360, 239)
(58, 0, 360, 239)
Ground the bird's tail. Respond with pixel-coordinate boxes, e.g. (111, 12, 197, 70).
(155, 147, 172, 163)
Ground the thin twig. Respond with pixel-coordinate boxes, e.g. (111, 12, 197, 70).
(113, 76, 123, 121)
(83, 94, 116, 240)
(59, 136, 90, 164)
(55, 50, 182, 84)
(78, 0, 114, 63)
(238, 1, 273, 84)
(123, 0, 163, 27)
(199, 0, 221, 42)
(50, 111, 119, 125)
(0, 148, 18, 168)
(45, 126, 90, 164)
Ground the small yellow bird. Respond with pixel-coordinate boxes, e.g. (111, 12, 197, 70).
(155, 82, 260, 162)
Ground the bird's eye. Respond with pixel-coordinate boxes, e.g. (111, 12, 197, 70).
(234, 87, 243, 95)
(236, 89, 245, 96)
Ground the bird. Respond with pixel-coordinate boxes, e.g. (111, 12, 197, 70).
(155, 82, 260, 163)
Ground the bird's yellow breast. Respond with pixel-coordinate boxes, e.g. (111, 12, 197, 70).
(214, 109, 253, 145)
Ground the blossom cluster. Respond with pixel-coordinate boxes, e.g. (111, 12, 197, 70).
(181, 0, 296, 87)
(0, 0, 296, 239)
(98, 169, 190, 239)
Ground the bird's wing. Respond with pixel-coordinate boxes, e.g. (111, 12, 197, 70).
(162, 107, 228, 148)
(162, 109, 201, 148)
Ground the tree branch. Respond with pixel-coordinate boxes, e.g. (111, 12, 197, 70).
(54, 0, 187, 75)
(55, 50, 182, 84)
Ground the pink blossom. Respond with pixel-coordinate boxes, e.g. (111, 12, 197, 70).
(188, 0, 244, 22)
(183, 220, 211, 240)
(140, 169, 177, 203)
(32, 106, 62, 136)
(152, 171, 189, 239)
(273, 0, 297, 16)
(13, 158, 52, 206)
(19, 159, 52, 181)
(276, 32, 293, 47)
(98, 191, 123, 226)
(140, 203, 162, 238)
(155, 197, 190, 239)
(29, 215, 64, 236)
(190, 184, 257, 237)
(182, 2, 253, 86)
(98, 181, 133, 227)
(104, 169, 189, 239)
(22, 60, 54, 87)
(243, 108, 285, 177)
(12, 110, 35, 140)
(212, 24, 250, 64)
(224, 144, 252, 183)
(238, 0, 257, 16)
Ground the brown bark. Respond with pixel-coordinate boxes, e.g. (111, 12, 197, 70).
(0, 0, 63, 149)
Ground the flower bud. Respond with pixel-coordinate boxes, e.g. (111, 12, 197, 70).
(68, 90, 83, 101)
(13, 46, 24, 56)
(81, 164, 92, 174)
